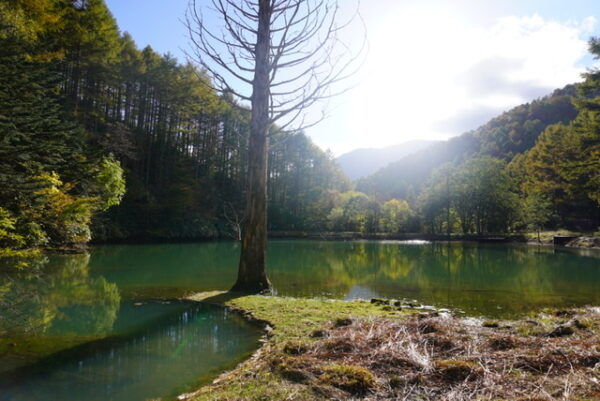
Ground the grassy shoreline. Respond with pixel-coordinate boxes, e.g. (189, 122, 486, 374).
(182, 293, 600, 401)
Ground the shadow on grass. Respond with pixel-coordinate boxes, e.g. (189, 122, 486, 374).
(188, 290, 253, 306)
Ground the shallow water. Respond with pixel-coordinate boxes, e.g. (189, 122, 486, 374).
(0, 301, 261, 401)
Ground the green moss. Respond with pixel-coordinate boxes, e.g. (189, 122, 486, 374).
(572, 318, 592, 330)
(320, 363, 376, 395)
(222, 294, 410, 341)
(186, 293, 410, 401)
(282, 341, 308, 356)
(190, 370, 317, 401)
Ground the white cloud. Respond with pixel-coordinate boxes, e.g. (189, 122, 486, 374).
(317, 10, 597, 154)
(487, 15, 594, 88)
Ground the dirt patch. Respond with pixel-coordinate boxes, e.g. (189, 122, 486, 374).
(488, 335, 516, 350)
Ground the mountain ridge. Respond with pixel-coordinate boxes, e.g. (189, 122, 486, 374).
(336, 140, 438, 180)
(356, 84, 579, 201)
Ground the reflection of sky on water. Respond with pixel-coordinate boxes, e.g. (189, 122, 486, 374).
(344, 285, 379, 301)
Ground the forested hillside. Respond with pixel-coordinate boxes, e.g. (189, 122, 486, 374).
(350, 81, 600, 234)
(0, 0, 349, 254)
(1, 0, 599, 257)
(357, 85, 578, 201)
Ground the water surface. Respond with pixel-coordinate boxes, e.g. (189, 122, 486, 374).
(1, 301, 261, 401)
(1, 239, 599, 400)
(0, 254, 261, 400)
(86, 240, 600, 317)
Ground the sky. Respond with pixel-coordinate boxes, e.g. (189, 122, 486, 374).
(105, 0, 600, 155)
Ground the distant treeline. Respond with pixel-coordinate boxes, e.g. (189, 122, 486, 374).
(1, 1, 599, 260)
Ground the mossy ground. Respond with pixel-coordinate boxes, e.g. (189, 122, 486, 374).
(183, 293, 600, 401)
(182, 293, 411, 400)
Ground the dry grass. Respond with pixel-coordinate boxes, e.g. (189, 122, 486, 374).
(270, 310, 600, 400)
(186, 295, 600, 401)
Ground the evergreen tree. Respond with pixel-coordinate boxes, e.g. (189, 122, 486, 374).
(0, 33, 84, 206)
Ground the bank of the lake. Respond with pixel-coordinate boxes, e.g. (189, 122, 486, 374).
(269, 230, 529, 242)
(271, 231, 600, 250)
(185, 293, 600, 401)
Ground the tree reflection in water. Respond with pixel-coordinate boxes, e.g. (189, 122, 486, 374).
(0, 253, 120, 336)
(0, 254, 120, 372)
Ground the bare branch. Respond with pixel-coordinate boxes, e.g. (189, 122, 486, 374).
(186, 0, 367, 135)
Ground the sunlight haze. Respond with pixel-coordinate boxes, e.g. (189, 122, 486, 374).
(333, 3, 598, 154)
(105, 0, 600, 155)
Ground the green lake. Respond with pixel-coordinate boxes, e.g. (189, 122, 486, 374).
(0, 299, 261, 401)
(84, 240, 600, 317)
(1, 240, 599, 400)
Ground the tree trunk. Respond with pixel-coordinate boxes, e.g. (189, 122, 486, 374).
(446, 174, 451, 238)
(231, 0, 272, 293)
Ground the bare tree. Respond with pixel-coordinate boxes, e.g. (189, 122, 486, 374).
(186, 0, 365, 293)
(223, 202, 245, 241)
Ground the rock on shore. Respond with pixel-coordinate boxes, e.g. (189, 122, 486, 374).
(567, 236, 600, 249)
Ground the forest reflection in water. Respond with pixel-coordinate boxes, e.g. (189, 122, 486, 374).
(0, 255, 261, 401)
(0, 301, 261, 401)
(0, 253, 121, 373)
(84, 240, 600, 318)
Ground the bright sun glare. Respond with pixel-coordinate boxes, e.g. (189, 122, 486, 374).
(328, 4, 595, 153)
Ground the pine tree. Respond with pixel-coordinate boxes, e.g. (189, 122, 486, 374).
(0, 33, 84, 204)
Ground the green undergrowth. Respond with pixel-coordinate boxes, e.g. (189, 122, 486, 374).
(188, 292, 412, 345)
(225, 294, 408, 338)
